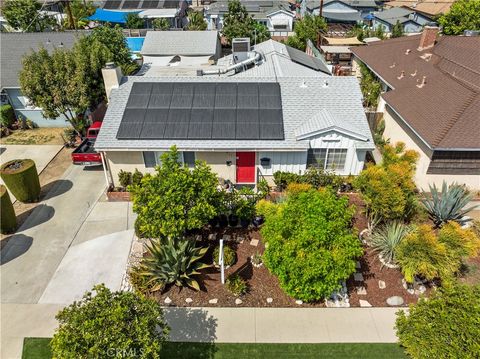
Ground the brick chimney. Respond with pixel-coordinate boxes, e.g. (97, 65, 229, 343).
(418, 26, 439, 51)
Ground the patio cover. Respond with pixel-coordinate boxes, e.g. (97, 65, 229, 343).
(323, 37, 363, 46)
(88, 9, 140, 24)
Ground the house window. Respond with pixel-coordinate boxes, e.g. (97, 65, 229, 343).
(143, 151, 194, 168)
(183, 151, 196, 168)
(143, 151, 160, 168)
(307, 149, 348, 171)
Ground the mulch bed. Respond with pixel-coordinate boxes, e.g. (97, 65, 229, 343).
(152, 192, 426, 308)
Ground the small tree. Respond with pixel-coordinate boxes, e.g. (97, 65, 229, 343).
(439, 0, 480, 35)
(63, 0, 96, 29)
(286, 15, 327, 51)
(261, 188, 362, 301)
(126, 13, 144, 29)
(391, 20, 404, 38)
(222, 0, 257, 45)
(396, 284, 480, 358)
(130, 146, 221, 238)
(359, 63, 382, 108)
(152, 18, 170, 30)
(1, 0, 56, 31)
(252, 22, 271, 44)
(0, 104, 16, 127)
(51, 284, 169, 359)
(187, 10, 207, 30)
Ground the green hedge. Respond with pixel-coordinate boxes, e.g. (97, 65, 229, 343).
(0, 159, 41, 203)
(0, 104, 16, 127)
(0, 185, 16, 233)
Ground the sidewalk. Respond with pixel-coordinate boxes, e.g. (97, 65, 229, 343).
(1, 305, 402, 358)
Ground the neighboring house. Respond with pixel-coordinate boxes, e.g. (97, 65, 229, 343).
(372, 7, 433, 33)
(138, 30, 221, 75)
(204, 0, 294, 35)
(95, 39, 372, 187)
(305, 0, 379, 23)
(0, 32, 84, 127)
(351, 27, 480, 189)
(385, 0, 454, 18)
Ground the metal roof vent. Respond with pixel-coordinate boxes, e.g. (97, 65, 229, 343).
(232, 38, 251, 64)
(416, 76, 427, 88)
(323, 80, 329, 88)
(405, 49, 411, 55)
(397, 71, 405, 80)
(389, 62, 396, 68)
(300, 80, 308, 88)
(410, 69, 417, 77)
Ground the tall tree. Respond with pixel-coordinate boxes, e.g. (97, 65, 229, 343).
(62, 0, 96, 29)
(187, 10, 207, 30)
(126, 13, 144, 29)
(152, 17, 170, 30)
(286, 15, 327, 51)
(222, 0, 255, 45)
(391, 20, 404, 38)
(439, 0, 480, 35)
(1, 0, 56, 31)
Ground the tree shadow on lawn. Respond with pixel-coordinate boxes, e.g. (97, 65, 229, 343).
(162, 307, 217, 359)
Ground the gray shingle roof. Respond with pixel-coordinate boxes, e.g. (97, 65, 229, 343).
(140, 30, 219, 56)
(0, 32, 85, 89)
(95, 76, 374, 151)
(374, 8, 415, 25)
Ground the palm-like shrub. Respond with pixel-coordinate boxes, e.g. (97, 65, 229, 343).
(421, 181, 478, 228)
(139, 237, 210, 291)
(369, 222, 411, 267)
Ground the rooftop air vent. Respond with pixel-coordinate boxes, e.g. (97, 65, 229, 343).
(397, 71, 405, 79)
(232, 38, 250, 64)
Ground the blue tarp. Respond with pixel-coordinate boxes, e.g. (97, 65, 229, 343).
(126, 37, 145, 52)
(363, 14, 375, 20)
(88, 9, 140, 24)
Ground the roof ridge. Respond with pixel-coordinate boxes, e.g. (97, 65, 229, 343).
(432, 92, 477, 147)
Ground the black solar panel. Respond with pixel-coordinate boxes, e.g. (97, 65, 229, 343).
(121, 0, 140, 9)
(163, 0, 179, 8)
(141, 0, 159, 8)
(286, 45, 331, 74)
(103, 0, 121, 9)
(116, 82, 284, 140)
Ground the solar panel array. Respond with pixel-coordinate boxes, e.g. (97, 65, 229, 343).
(286, 46, 330, 73)
(103, 0, 178, 9)
(103, 0, 121, 9)
(116, 82, 284, 141)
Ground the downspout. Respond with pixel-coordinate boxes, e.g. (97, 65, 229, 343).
(100, 152, 113, 189)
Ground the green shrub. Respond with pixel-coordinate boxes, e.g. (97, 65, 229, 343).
(261, 188, 362, 301)
(355, 142, 418, 222)
(128, 264, 155, 295)
(396, 284, 480, 358)
(213, 245, 236, 267)
(51, 284, 169, 359)
(438, 222, 480, 263)
(138, 237, 210, 291)
(273, 171, 301, 191)
(257, 178, 270, 198)
(285, 182, 313, 195)
(0, 159, 40, 202)
(255, 199, 277, 218)
(369, 222, 411, 267)
(131, 168, 144, 186)
(421, 181, 478, 228)
(118, 170, 132, 188)
(0, 185, 16, 233)
(0, 104, 15, 127)
(226, 274, 247, 296)
(302, 166, 342, 189)
(235, 187, 256, 221)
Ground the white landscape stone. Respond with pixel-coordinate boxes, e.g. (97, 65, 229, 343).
(359, 299, 372, 307)
(250, 239, 259, 246)
(266, 297, 273, 303)
(295, 300, 303, 305)
(387, 296, 404, 306)
(208, 233, 217, 240)
(356, 286, 367, 295)
(185, 298, 193, 303)
(164, 297, 172, 304)
(353, 273, 364, 282)
(208, 298, 218, 304)
(378, 280, 386, 289)
(223, 235, 231, 241)
(235, 298, 243, 305)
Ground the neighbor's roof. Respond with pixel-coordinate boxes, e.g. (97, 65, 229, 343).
(215, 39, 332, 77)
(323, 11, 362, 22)
(304, 0, 378, 9)
(322, 37, 363, 46)
(351, 35, 480, 150)
(95, 76, 373, 151)
(140, 30, 219, 56)
(373, 7, 415, 25)
(205, 0, 291, 15)
(385, 0, 453, 16)
(0, 32, 86, 89)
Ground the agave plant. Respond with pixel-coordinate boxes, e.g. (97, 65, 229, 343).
(421, 181, 478, 228)
(369, 222, 411, 267)
(139, 237, 210, 291)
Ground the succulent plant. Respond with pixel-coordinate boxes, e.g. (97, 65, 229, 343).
(421, 181, 478, 228)
(226, 274, 247, 296)
(139, 237, 210, 291)
(369, 222, 411, 267)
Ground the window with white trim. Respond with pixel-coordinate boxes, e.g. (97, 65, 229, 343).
(143, 151, 195, 168)
(307, 148, 348, 171)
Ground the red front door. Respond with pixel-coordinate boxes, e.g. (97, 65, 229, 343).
(236, 152, 256, 183)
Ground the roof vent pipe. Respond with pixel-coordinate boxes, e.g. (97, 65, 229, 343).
(323, 80, 329, 88)
(410, 69, 417, 77)
(389, 62, 396, 68)
(300, 80, 308, 88)
(416, 76, 427, 88)
(405, 49, 411, 55)
(397, 71, 405, 79)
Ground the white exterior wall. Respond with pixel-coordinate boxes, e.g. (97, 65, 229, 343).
(267, 12, 294, 32)
(258, 151, 307, 176)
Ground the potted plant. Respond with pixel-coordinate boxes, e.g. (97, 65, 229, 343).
(236, 197, 255, 228)
(218, 214, 228, 227)
(251, 252, 263, 268)
(209, 216, 219, 227)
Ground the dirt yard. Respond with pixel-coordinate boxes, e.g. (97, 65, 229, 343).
(0, 128, 67, 145)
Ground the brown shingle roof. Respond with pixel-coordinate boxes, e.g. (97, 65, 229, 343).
(385, 1, 454, 16)
(351, 35, 480, 150)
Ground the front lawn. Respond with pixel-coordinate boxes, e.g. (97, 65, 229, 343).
(22, 338, 406, 358)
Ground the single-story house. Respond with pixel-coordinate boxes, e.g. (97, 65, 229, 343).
(304, 0, 379, 23)
(372, 7, 433, 33)
(96, 37, 370, 187)
(350, 27, 480, 189)
(384, 0, 454, 18)
(0, 32, 84, 127)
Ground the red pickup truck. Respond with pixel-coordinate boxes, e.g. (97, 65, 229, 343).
(71, 121, 103, 166)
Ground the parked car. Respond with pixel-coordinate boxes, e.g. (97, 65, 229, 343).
(71, 121, 102, 166)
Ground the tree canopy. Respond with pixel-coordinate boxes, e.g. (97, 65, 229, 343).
(222, 0, 270, 45)
(63, 0, 96, 29)
(396, 284, 480, 358)
(130, 147, 222, 239)
(439, 0, 480, 35)
(152, 18, 170, 30)
(126, 13, 144, 29)
(51, 284, 169, 359)
(261, 188, 362, 301)
(286, 15, 327, 51)
(1, 0, 56, 31)
(187, 10, 207, 30)
(391, 20, 404, 38)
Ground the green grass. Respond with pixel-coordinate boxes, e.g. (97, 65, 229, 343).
(23, 338, 406, 359)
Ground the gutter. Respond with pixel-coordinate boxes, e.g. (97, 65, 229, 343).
(95, 147, 309, 152)
(351, 54, 396, 90)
